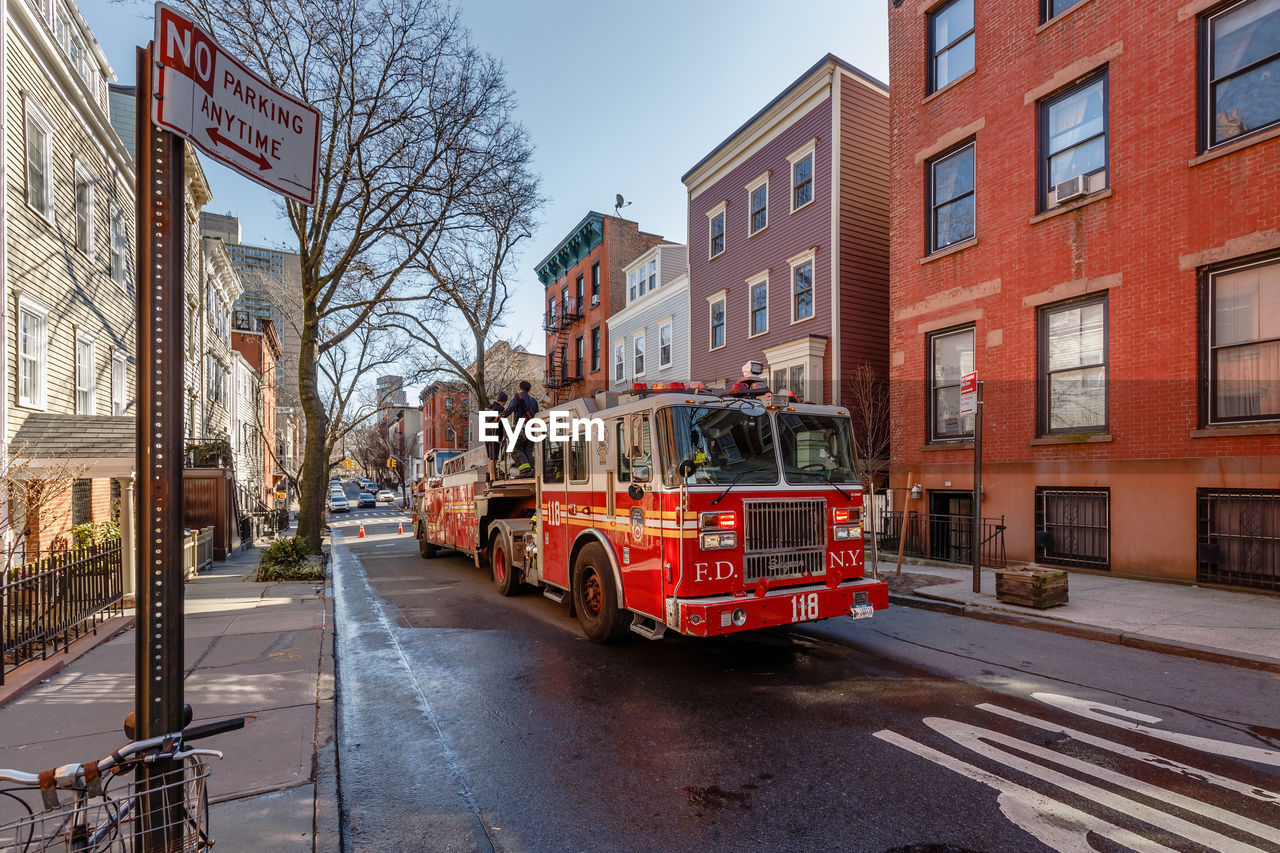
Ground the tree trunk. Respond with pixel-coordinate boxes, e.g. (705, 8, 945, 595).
(296, 318, 327, 552)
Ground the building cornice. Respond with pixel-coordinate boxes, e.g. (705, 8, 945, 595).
(535, 211, 607, 288)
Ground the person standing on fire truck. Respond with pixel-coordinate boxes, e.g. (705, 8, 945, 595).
(486, 391, 508, 481)
(501, 380, 540, 477)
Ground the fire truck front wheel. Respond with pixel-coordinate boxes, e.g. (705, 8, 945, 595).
(490, 533, 520, 596)
(572, 543, 631, 644)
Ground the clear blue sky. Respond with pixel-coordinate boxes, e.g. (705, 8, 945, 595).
(85, 0, 890, 356)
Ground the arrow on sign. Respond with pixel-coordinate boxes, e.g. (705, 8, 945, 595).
(205, 127, 272, 171)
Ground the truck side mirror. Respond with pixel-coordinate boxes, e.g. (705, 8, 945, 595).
(628, 483, 644, 501)
(631, 463, 651, 484)
(678, 459, 698, 480)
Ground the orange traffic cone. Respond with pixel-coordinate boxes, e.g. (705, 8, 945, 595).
(358, 522, 366, 538)
(397, 522, 404, 535)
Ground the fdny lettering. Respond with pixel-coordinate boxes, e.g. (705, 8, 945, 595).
(694, 561, 735, 582)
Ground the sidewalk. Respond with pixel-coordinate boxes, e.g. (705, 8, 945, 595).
(0, 540, 338, 851)
(879, 558, 1280, 672)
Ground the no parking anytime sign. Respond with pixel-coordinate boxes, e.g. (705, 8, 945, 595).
(151, 3, 320, 205)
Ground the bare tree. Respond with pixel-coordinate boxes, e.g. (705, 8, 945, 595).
(182, 0, 538, 550)
(0, 447, 92, 569)
(841, 362, 892, 575)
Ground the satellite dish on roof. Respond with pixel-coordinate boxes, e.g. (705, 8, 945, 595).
(615, 194, 632, 216)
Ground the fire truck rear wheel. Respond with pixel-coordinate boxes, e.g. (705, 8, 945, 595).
(572, 543, 631, 644)
(418, 524, 438, 559)
(491, 534, 520, 596)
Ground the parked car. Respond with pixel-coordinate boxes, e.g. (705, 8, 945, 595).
(367, 483, 380, 494)
(328, 495, 350, 513)
(377, 490, 394, 503)
(357, 493, 376, 508)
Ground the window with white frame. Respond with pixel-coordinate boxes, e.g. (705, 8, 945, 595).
(708, 203, 726, 259)
(110, 206, 128, 287)
(710, 295, 726, 349)
(790, 252, 815, 322)
(634, 332, 646, 376)
(747, 173, 769, 235)
(647, 258, 657, 292)
(629, 269, 639, 302)
(18, 298, 49, 409)
(749, 274, 769, 336)
(928, 325, 975, 441)
(75, 163, 95, 258)
(788, 142, 815, 212)
(659, 321, 672, 368)
(111, 351, 126, 416)
(614, 343, 625, 382)
(25, 100, 54, 221)
(75, 333, 96, 415)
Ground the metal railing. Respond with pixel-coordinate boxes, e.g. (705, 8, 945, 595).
(183, 527, 214, 578)
(1, 541, 125, 686)
(878, 510, 1007, 569)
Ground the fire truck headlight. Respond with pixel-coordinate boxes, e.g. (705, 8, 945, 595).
(731, 608, 747, 626)
(833, 525, 861, 541)
(700, 532, 737, 550)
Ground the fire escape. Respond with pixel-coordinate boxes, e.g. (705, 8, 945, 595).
(543, 297, 582, 405)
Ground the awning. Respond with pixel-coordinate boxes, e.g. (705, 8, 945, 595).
(10, 414, 136, 479)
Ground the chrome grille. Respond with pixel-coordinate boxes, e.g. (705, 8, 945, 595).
(743, 499, 826, 582)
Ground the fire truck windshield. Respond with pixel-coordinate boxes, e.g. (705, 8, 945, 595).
(776, 413, 860, 484)
(660, 404, 778, 486)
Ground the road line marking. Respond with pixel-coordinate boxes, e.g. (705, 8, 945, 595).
(1034, 692, 1280, 766)
(979, 702, 1280, 805)
(923, 717, 1271, 851)
(874, 730, 1178, 853)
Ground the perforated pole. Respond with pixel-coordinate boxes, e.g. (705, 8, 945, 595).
(135, 42, 186, 850)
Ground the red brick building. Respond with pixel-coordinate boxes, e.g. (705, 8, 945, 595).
(536, 213, 666, 403)
(231, 318, 283, 502)
(888, 0, 1280, 586)
(681, 54, 889, 403)
(419, 382, 470, 451)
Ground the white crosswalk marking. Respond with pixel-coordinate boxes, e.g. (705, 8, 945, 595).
(873, 730, 1179, 853)
(923, 717, 1275, 851)
(978, 702, 1280, 805)
(1034, 692, 1280, 767)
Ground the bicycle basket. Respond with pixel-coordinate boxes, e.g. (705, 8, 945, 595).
(0, 757, 211, 852)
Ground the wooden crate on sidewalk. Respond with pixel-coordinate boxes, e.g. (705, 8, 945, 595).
(995, 567, 1068, 609)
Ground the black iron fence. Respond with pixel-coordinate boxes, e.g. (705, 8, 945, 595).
(878, 510, 1007, 570)
(1, 540, 125, 685)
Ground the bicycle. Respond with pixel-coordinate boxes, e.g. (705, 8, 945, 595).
(0, 707, 244, 851)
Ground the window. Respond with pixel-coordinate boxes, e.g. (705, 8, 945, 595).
(575, 275, 584, 310)
(1204, 0, 1280, 148)
(748, 174, 768, 235)
(25, 100, 53, 221)
(1040, 71, 1108, 208)
(1205, 255, 1280, 423)
(591, 263, 600, 306)
(18, 298, 49, 409)
(548, 295, 556, 329)
(1043, 0, 1086, 21)
(575, 336, 584, 378)
(708, 204, 726, 259)
(648, 259, 657, 292)
(629, 270, 638, 302)
(750, 275, 769, 336)
(445, 427, 457, 445)
(928, 326, 975, 441)
(560, 287, 568, 321)
(791, 257, 815, 322)
(615, 417, 651, 483)
(710, 296, 726, 349)
(75, 164, 95, 258)
(569, 434, 588, 482)
(208, 356, 227, 407)
(789, 144, 815, 211)
(614, 343, 625, 382)
(1040, 296, 1108, 433)
(543, 437, 565, 484)
(75, 333, 95, 415)
(1198, 489, 1280, 591)
(111, 351, 126, 416)
(110, 207, 128, 288)
(928, 141, 975, 252)
(444, 397, 454, 412)
(591, 327, 601, 372)
(1036, 487, 1110, 570)
(659, 321, 672, 368)
(929, 0, 975, 93)
(788, 365, 806, 401)
(634, 332, 646, 376)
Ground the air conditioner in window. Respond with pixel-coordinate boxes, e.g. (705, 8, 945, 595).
(1054, 174, 1088, 204)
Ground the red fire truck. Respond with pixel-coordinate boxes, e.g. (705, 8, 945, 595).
(413, 387, 888, 642)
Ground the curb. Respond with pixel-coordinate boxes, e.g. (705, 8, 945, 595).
(887, 592, 1280, 675)
(0, 616, 135, 709)
(313, 582, 340, 853)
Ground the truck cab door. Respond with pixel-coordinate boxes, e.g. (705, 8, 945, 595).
(614, 414, 663, 620)
(539, 437, 570, 588)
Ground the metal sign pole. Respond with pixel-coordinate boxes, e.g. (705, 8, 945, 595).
(972, 380, 983, 594)
(135, 43, 186, 849)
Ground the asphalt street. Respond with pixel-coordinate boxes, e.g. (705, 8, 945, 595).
(329, 505, 1280, 853)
